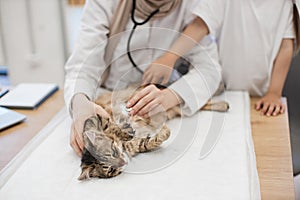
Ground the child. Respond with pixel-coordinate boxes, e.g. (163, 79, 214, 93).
(141, 0, 300, 117)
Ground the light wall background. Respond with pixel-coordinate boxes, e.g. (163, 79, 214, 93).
(0, 0, 70, 87)
(0, 14, 5, 66)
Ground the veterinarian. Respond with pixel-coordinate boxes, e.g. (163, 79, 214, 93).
(64, 0, 221, 156)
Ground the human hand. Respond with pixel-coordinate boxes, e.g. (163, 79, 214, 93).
(70, 93, 109, 157)
(254, 92, 285, 117)
(142, 55, 177, 85)
(126, 84, 181, 117)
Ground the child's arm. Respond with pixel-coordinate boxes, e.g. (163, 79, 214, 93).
(255, 39, 294, 116)
(142, 17, 209, 85)
(142, 55, 178, 85)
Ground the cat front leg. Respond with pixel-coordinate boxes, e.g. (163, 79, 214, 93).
(123, 124, 170, 156)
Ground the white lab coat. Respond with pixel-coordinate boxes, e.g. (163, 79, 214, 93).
(194, 0, 296, 96)
(64, 0, 222, 116)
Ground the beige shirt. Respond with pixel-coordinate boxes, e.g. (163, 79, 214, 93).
(64, 0, 222, 116)
(194, 0, 295, 96)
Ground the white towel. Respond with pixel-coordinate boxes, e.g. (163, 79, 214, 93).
(0, 91, 260, 200)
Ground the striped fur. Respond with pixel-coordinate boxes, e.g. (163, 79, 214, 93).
(79, 87, 179, 180)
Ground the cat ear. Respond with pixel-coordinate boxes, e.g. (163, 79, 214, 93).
(99, 116, 110, 130)
(84, 131, 96, 145)
(78, 167, 91, 180)
(83, 117, 97, 132)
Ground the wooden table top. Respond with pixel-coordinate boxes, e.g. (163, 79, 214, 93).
(251, 98, 295, 199)
(0, 92, 295, 199)
(0, 90, 65, 170)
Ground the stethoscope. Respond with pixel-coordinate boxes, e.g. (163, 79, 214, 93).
(126, 0, 186, 89)
(127, 0, 160, 74)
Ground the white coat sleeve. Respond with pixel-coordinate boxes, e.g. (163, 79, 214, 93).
(192, 0, 227, 37)
(169, 38, 222, 116)
(64, 0, 114, 110)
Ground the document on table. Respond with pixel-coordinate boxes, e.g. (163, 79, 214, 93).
(0, 107, 26, 131)
(0, 83, 58, 109)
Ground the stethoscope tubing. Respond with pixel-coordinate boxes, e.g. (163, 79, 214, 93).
(127, 0, 160, 74)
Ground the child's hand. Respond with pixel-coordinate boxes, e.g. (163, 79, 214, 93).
(142, 56, 176, 85)
(254, 92, 285, 117)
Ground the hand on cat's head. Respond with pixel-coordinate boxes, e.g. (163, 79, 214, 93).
(78, 115, 128, 180)
(70, 93, 110, 157)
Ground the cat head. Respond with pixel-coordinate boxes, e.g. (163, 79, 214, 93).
(78, 115, 129, 180)
(78, 148, 126, 180)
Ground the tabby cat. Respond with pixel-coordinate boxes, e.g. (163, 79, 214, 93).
(78, 86, 179, 180)
(78, 86, 229, 180)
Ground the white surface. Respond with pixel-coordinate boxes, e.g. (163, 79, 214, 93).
(0, 83, 58, 108)
(0, 91, 260, 200)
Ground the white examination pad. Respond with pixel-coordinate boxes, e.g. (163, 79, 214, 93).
(0, 91, 260, 200)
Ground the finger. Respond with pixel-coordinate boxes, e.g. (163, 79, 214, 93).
(144, 66, 151, 74)
(72, 118, 84, 151)
(261, 102, 270, 115)
(255, 99, 263, 110)
(280, 104, 285, 114)
(72, 131, 83, 156)
(70, 124, 82, 157)
(137, 98, 159, 116)
(142, 73, 152, 85)
(131, 92, 156, 115)
(75, 126, 84, 151)
(74, 138, 83, 157)
(144, 65, 154, 75)
(146, 104, 166, 118)
(273, 105, 281, 116)
(70, 124, 75, 148)
(95, 105, 110, 118)
(149, 74, 161, 84)
(143, 67, 155, 82)
(161, 74, 170, 85)
(266, 104, 275, 117)
(127, 85, 153, 108)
